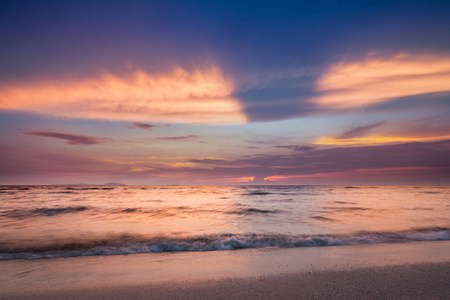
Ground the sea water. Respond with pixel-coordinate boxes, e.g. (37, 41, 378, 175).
(0, 185, 448, 259)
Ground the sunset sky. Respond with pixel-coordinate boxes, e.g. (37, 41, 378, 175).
(1, 0, 449, 185)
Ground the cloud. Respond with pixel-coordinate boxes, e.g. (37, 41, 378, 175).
(127, 122, 159, 130)
(264, 167, 436, 182)
(335, 122, 385, 140)
(0, 66, 247, 125)
(194, 176, 255, 183)
(23, 131, 111, 146)
(256, 140, 450, 176)
(312, 53, 450, 109)
(316, 119, 450, 146)
(158, 140, 450, 184)
(180, 140, 450, 183)
(189, 158, 230, 164)
(4, 138, 449, 184)
(156, 135, 199, 141)
(274, 145, 317, 152)
(317, 134, 450, 146)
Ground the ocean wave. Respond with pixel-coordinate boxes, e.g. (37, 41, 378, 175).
(322, 206, 371, 211)
(332, 201, 357, 204)
(310, 216, 336, 222)
(30, 206, 89, 216)
(242, 191, 274, 196)
(0, 205, 283, 220)
(49, 191, 74, 194)
(1, 206, 89, 218)
(66, 187, 101, 190)
(229, 208, 280, 214)
(1, 227, 448, 260)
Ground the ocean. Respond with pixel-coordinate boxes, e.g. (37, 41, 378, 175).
(0, 185, 449, 260)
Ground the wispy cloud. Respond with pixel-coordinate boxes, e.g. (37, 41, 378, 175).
(4, 138, 449, 184)
(317, 135, 450, 146)
(127, 122, 160, 130)
(23, 131, 111, 146)
(189, 158, 230, 164)
(335, 122, 385, 140)
(313, 53, 450, 109)
(156, 135, 199, 141)
(264, 167, 436, 182)
(316, 119, 450, 146)
(194, 176, 255, 183)
(274, 145, 317, 152)
(0, 66, 247, 125)
(181, 140, 450, 183)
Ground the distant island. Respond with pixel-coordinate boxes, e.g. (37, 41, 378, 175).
(103, 182, 126, 186)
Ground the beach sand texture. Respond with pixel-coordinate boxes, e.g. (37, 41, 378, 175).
(1, 241, 449, 299)
(3, 263, 450, 300)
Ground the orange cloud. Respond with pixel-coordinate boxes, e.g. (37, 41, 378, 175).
(195, 176, 255, 183)
(264, 167, 435, 181)
(0, 66, 247, 124)
(315, 134, 450, 146)
(313, 53, 450, 108)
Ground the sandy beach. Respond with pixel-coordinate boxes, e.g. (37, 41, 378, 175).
(3, 262, 449, 300)
(1, 241, 449, 299)
(2, 0, 450, 298)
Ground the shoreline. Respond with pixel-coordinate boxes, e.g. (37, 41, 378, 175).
(1, 241, 449, 299)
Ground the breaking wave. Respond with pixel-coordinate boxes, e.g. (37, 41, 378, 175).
(1, 227, 448, 260)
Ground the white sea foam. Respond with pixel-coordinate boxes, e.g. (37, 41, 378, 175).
(0, 228, 448, 260)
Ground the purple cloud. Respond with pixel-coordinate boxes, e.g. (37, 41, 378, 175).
(156, 135, 198, 140)
(274, 145, 317, 152)
(23, 131, 111, 146)
(127, 122, 162, 130)
(184, 140, 450, 182)
(189, 158, 230, 164)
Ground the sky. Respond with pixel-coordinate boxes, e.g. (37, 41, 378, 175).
(1, 0, 450, 185)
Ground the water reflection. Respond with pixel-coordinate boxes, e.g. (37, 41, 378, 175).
(0, 185, 449, 259)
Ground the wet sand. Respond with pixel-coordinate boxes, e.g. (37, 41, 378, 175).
(1, 241, 449, 299)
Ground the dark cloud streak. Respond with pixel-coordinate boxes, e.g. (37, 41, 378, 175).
(23, 131, 111, 146)
(156, 135, 198, 141)
(127, 122, 159, 130)
(127, 122, 171, 130)
(186, 140, 450, 180)
(274, 145, 317, 152)
(336, 122, 385, 139)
